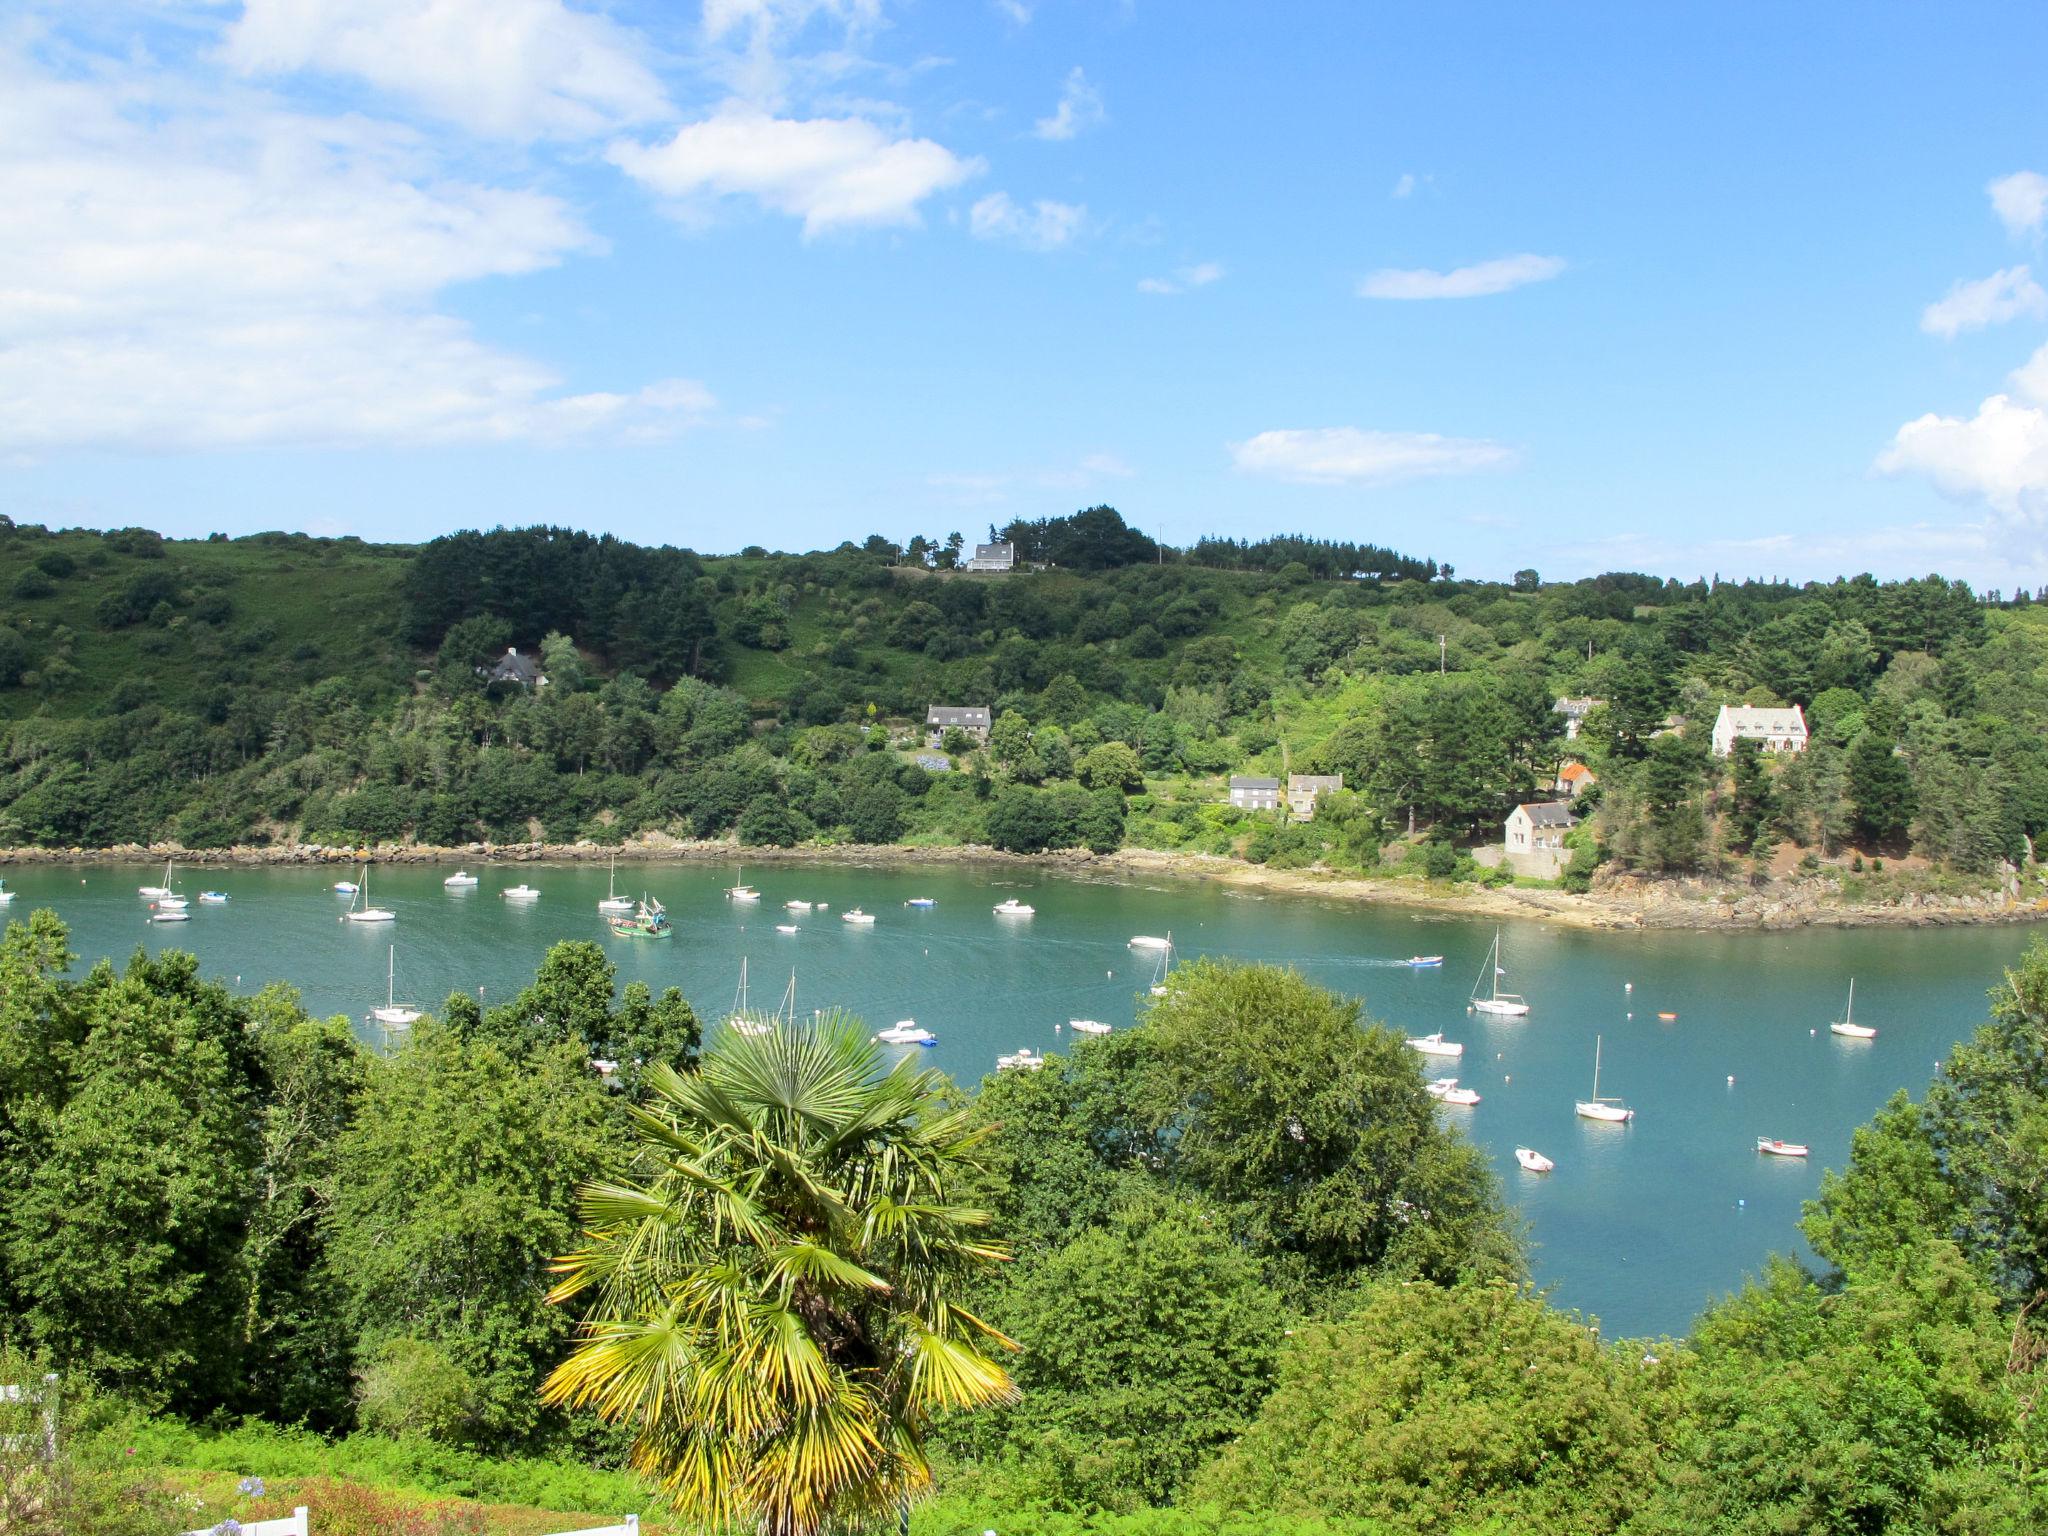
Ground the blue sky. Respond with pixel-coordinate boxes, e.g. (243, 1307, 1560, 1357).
(5, 2, 2048, 587)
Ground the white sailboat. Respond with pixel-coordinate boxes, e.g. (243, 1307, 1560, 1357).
(725, 958, 774, 1037)
(0, 878, 13, 905)
(1829, 979, 1877, 1039)
(341, 866, 395, 924)
(598, 854, 634, 914)
(1469, 929, 1530, 1017)
(1128, 934, 1172, 951)
(1148, 936, 1174, 996)
(139, 859, 175, 898)
(371, 945, 421, 1027)
(1575, 1034, 1633, 1122)
(725, 869, 761, 902)
(1405, 1032, 1463, 1058)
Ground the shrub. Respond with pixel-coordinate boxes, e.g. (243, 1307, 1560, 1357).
(355, 1339, 483, 1447)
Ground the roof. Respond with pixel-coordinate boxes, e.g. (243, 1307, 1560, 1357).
(486, 648, 541, 685)
(1558, 763, 1595, 784)
(1513, 801, 1574, 829)
(1554, 696, 1602, 715)
(971, 542, 1014, 560)
(1230, 775, 1281, 791)
(1715, 704, 1807, 733)
(1288, 774, 1343, 791)
(927, 705, 991, 728)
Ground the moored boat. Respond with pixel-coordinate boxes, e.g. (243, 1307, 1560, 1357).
(1405, 1032, 1463, 1058)
(1515, 1147, 1555, 1173)
(370, 945, 421, 1027)
(443, 870, 478, 888)
(993, 897, 1035, 916)
(725, 869, 761, 902)
(1830, 978, 1876, 1038)
(140, 859, 176, 898)
(341, 866, 395, 924)
(149, 905, 190, 923)
(841, 908, 877, 925)
(1469, 929, 1530, 1016)
(875, 1020, 937, 1046)
(598, 854, 634, 915)
(1425, 1077, 1481, 1106)
(1128, 934, 1172, 951)
(1756, 1137, 1810, 1158)
(997, 1047, 1046, 1071)
(501, 884, 540, 903)
(1068, 1018, 1112, 1036)
(905, 897, 935, 908)
(1404, 954, 1444, 968)
(1575, 1034, 1633, 1122)
(607, 896, 671, 938)
(199, 891, 229, 904)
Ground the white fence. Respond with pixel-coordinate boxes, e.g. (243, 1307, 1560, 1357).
(182, 1511, 308, 1536)
(545, 1519, 639, 1536)
(0, 1375, 59, 1459)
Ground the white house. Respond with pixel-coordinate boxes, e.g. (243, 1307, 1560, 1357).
(925, 705, 991, 748)
(1505, 801, 1573, 855)
(481, 646, 546, 690)
(1286, 773, 1343, 821)
(1228, 775, 1282, 812)
(1710, 704, 1808, 757)
(964, 542, 1016, 572)
(1553, 696, 1602, 741)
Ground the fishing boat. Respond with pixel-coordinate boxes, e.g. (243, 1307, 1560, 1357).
(841, 908, 877, 925)
(993, 897, 1035, 916)
(501, 884, 540, 903)
(1515, 1147, 1555, 1173)
(1756, 1137, 1810, 1158)
(370, 946, 422, 1027)
(785, 900, 813, 912)
(598, 854, 634, 915)
(1404, 954, 1444, 968)
(1829, 979, 1876, 1039)
(725, 870, 761, 902)
(1069, 1018, 1113, 1036)
(1405, 1032, 1463, 1058)
(1148, 936, 1174, 996)
(1469, 929, 1530, 1017)
(875, 1020, 937, 1046)
(776, 923, 800, 934)
(1128, 934, 1172, 951)
(904, 897, 935, 908)
(341, 867, 395, 924)
(139, 859, 176, 898)
(724, 959, 775, 1037)
(1425, 1077, 1481, 1106)
(443, 869, 478, 888)
(1575, 1034, 1633, 1122)
(997, 1047, 1046, 1071)
(607, 896, 671, 938)
(198, 891, 229, 905)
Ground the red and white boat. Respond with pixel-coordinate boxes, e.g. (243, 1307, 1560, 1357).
(1756, 1137, 1810, 1158)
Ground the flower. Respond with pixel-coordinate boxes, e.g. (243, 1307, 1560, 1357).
(236, 1476, 266, 1497)
(212, 1521, 243, 1536)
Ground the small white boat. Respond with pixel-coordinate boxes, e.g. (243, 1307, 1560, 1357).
(1404, 954, 1444, 968)
(139, 859, 176, 898)
(341, 866, 396, 923)
(1425, 1077, 1480, 1106)
(198, 891, 229, 905)
(598, 854, 634, 915)
(1575, 1035, 1633, 1122)
(776, 923, 800, 934)
(154, 894, 189, 912)
(1128, 935, 1172, 951)
(1756, 1137, 1810, 1158)
(1829, 979, 1876, 1039)
(443, 870, 478, 888)
(1515, 1147, 1555, 1173)
(149, 906, 190, 923)
(332, 880, 359, 895)
(501, 884, 540, 903)
(997, 1047, 1046, 1071)
(875, 1020, 937, 1046)
(1405, 1032, 1463, 1058)
(993, 898, 1035, 916)
(1069, 1018, 1113, 1036)
(905, 897, 935, 908)
(370, 945, 422, 1028)
(725, 869, 761, 902)
(0, 880, 13, 904)
(785, 900, 813, 912)
(1469, 929, 1530, 1017)
(841, 908, 876, 925)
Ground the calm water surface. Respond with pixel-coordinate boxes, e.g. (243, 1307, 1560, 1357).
(4, 858, 2032, 1339)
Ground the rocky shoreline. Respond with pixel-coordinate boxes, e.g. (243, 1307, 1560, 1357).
(4, 836, 2042, 933)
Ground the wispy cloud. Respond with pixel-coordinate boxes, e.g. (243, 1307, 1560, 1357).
(1137, 261, 1223, 295)
(926, 451, 1132, 505)
(969, 191, 1086, 249)
(1391, 172, 1416, 198)
(1230, 427, 1515, 486)
(1033, 66, 1104, 141)
(1989, 170, 2048, 237)
(1921, 266, 2048, 338)
(1358, 254, 1565, 300)
(992, 0, 1033, 26)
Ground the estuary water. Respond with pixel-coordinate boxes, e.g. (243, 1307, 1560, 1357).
(3, 857, 2033, 1340)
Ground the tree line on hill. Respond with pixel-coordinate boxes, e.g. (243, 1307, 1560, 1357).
(4, 915, 2048, 1534)
(0, 515, 2041, 896)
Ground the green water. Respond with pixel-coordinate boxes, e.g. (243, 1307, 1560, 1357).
(4, 857, 2032, 1339)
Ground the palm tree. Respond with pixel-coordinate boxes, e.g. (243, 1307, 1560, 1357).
(544, 1016, 1016, 1536)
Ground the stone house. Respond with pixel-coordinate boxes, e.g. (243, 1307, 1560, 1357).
(925, 705, 992, 749)
(1286, 773, 1343, 821)
(1228, 775, 1282, 812)
(1710, 704, 1808, 757)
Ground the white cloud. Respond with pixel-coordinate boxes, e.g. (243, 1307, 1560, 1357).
(1033, 66, 1104, 141)
(1230, 427, 1516, 486)
(1358, 253, 1566, 300)
(225, 0, 668, 139)
(1136, 261, 1223, 295)
(1989, 170, 2048, 236)
(0, 46, 710, 453)
(969, 191, 1085, 250)
(1878, 391, 2048, 516)
(610, 104, 981, 235)
(1391, 172, 1415, 198)
(992, 0, 1033, 25)
(1920, 266, 2048, 338)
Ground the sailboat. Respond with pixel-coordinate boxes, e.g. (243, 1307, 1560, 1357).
(1148, 936, 1174, 996)
(370, 946, 421, 1027)
(598, 854, 634, 915)
(1128, 934, 1172, 951)
(341, 865, 395, 924)
(725, 958, 774, 1036)
(1469, 929, 1530, 1017)
(607, 894, 671, 938)
(139, 858, 176, 899)
(725, 869, 761, 902)
(1829, 979, 1877, 1039)
(1575, 1034, 1633, 1122)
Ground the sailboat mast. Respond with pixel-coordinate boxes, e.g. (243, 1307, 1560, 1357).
(1592, 1034, 1603, 1098)
(1847, 977, 1855, 1023)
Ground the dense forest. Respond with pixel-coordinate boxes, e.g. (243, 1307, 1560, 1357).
(6, 917, 2048, 1534)
(0, 511, 2043, 901)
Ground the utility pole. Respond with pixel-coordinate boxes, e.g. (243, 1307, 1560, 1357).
(1438, 634, 1446, 676)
